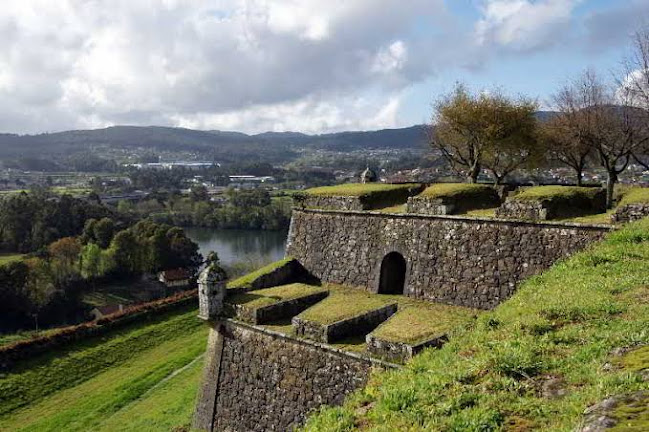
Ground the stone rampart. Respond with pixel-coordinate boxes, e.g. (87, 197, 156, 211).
(193, 320, 395, 432)
(612, 203, 649, 223)
(286, 209, 611, 309)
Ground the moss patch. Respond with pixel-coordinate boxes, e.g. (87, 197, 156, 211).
(227, 283, 327, 310)
(419, 183, 495, 200)
(297, 285, 395, 325)
(619, 188, 649, 207)
(303, 183, 418, 197)
(226, 257, 292, 290)
(464, 207, 498, 218)
(378, 204, 407, 214)
(371, 303, 477, 345)
(561, 210, 614, 225)
(609, 394, 649, 432)
(511, 185, 601, 202)
(0, 254, 23, 266)
(615, 346, 649, 373)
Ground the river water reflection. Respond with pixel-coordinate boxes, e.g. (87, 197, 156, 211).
(183, 227, 287, 267)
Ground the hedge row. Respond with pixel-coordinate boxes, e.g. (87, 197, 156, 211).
(0, 289, 198, 370)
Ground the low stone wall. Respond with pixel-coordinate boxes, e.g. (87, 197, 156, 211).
(231, 291, 329, 325)
(406, 188, 501, 216)
(366, 333, 447, 364)
(612, 203, 649, 223)
(292, 303, 397, 343)
(296, 185, 425, 212)
(299, 195, 365, 211)
(286, 209, 611, 309)
(496, 190, 606, 221)
(193, 320, 396, 432)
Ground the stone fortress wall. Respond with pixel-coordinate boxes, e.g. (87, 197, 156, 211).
(193, 320, 394, 432)
(194, 205, 614, 431)
(286, 208, 611, 309)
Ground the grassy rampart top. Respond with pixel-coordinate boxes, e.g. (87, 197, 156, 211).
(303, 219, 649, 431)
(226, 257, 292, 290)
(418, 183, 496, 200)
(227, 283, 327, 310)
(303, 183, 419, 197)
(511, 185, 602, 203)
(619, 187, 649, 207)
(372, 303, 477, 345)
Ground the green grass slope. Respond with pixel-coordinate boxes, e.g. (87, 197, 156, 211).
(304, 219, 649, 431)
(0, 306, 207, 432)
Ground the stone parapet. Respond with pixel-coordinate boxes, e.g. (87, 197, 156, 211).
(292, 302, 397, 343)
(286, 209, 611, 309)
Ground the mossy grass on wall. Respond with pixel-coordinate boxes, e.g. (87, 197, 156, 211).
(619, 187, 649, 207)
(498, 185, 607, 221)
(303, 219, 649, 431)
(0, 253, 23, 266)
(297, 183, 424, 211)
(371, 303, 477, 345)
(303, 183, 419, 197)
(226, 257, 293, 290)
(511, 185, 603, 202)
(407, 183, 501, 215)
(419, 182, 495, 200)
(227, 283, 326, 310)
(297, 285, 395, 325)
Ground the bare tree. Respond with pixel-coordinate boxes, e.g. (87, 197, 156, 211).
(619, 26, 649, 168)
(540, 81, 597, 186)
(431, 84, 540, 184)
(550, 70, 642, 208)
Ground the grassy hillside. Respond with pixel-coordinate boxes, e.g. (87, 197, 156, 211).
(304, 219, 649, 431)
(0, 305, 207, 432)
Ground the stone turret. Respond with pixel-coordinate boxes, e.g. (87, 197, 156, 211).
(361, 167, 377, 184)
(197, 252, 228, 321)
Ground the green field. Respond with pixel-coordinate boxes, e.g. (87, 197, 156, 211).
(0, 306, 208, 432)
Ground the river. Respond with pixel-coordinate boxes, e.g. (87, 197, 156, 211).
(183, 227, 288, 268)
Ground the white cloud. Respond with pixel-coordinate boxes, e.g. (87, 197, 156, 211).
(0, 0, 456, 133)
(476, 0, 581, 52)
(169, 92, 403, 134)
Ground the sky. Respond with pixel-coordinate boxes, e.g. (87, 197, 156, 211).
(0, 0, 647, 135)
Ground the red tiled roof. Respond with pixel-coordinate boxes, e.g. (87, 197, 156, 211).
(97, 304, 122, 315)
(160, 268, 191, 281)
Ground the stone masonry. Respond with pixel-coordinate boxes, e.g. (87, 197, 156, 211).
(286, 209, 611, 309)
(196, 320, 393, 432)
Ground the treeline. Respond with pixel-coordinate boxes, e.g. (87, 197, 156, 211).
(432, 28, 649, 208)
(0, 219, 200, 332)
(0, 189, 120, 252)
(119, 188, 291, 230)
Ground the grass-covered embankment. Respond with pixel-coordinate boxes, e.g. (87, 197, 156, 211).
(0, 253, 23, 266)
(303, 183, 419, 197)
(0, 305, 207, 432)
(304, 219, 649, 431)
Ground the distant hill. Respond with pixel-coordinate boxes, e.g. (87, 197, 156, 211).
(0, 124, 430, 165)
(0, 111, 557, 167)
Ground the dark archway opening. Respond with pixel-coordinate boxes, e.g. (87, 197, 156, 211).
(378, 252, 407, 295)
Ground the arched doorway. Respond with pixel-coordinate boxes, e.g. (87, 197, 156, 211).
(378, 252, 407, 295)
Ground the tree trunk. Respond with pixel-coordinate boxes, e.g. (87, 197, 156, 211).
(576, 169, 583, 187)
(468, 163, 480, 184)
(606, 171, 617, 209)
